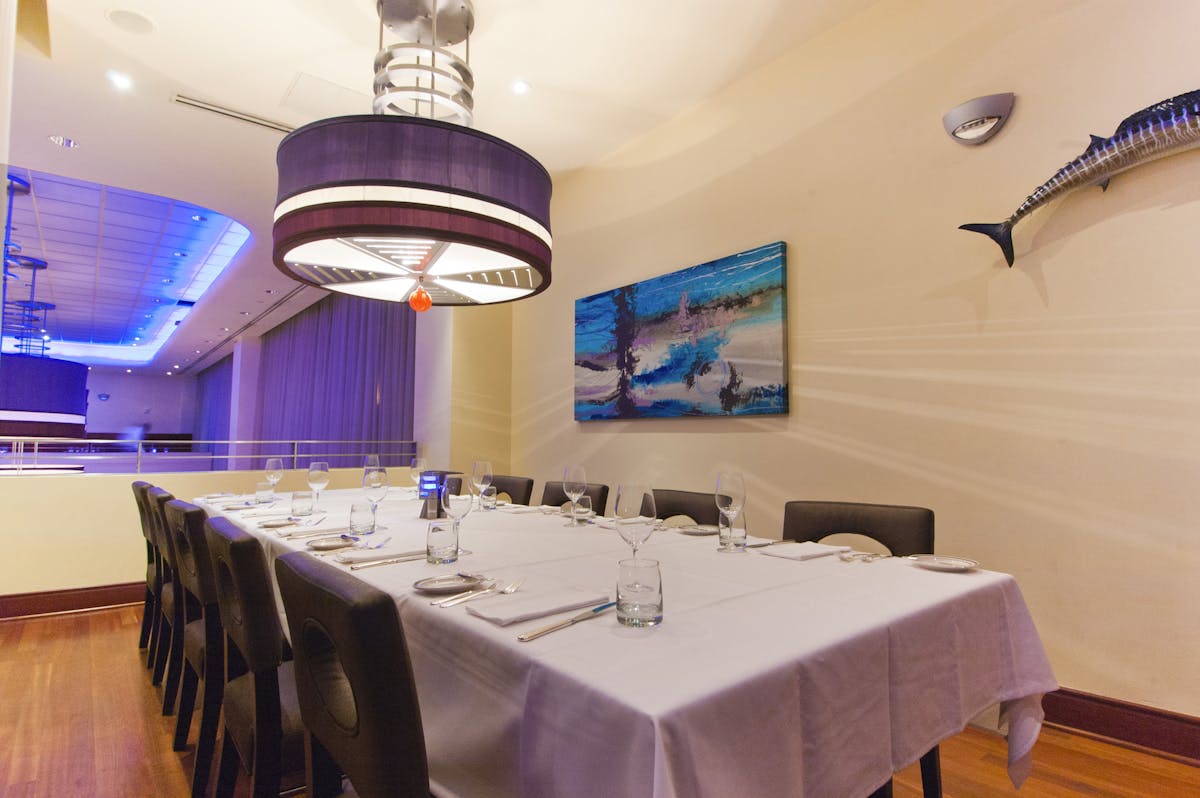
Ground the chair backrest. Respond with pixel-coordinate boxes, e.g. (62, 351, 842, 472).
(781, 501, 934, 557)
(147, 486, 178, 572)
(489, 474, 534, 506)
(132, 480, 154, 542)
(275, 552, 429, 798)
(541, 481, 610, 515)
(205, 516, 286, 674)
(653, 488, 720, 526)
(165, 500, 217, 605)
(444, 476, 463, 496)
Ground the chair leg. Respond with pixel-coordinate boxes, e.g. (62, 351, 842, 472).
(191, 678, 223, 798)
(919, 746, 942, 798)
(151, 615, 171, 685)
(867, 778, 894, 798)
(214, 731, 241, 798)
(173, 661, 199, 750)
(146, 602, 163, 671)
(161, 619, 185, 715)
(305, 731, 342, 798)
(138, 589, 154, 649)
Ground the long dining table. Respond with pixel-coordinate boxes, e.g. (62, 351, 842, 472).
(205, 487, 1058, 798)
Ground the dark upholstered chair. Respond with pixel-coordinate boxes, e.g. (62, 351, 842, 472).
(540, 481, 609, 516)
(147, 486, 180, 703)
(275, 552, 432, 798)
(206, 516, 305, 798)
(653, 488, 721, 526)
(444, 476, 463, 496)
(132, 481, 159, 655)
(489, 474, 534, 506)
(165, 499, 224, 797)
(783, 501, 940, 798)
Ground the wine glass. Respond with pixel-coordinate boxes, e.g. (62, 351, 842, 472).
(613, 483, 656, 557)
(363, 465, 389, 532)
(470, 460, 494, 507)
(410, 457, 427, 492)
(307, 461, 330, 511)
(441, 482, 473, 546)
(562, 465, 587, 527)
(715, 471, 746, 551)
(264, 457, 284, 489)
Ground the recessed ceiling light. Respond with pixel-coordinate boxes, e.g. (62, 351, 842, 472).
(106, 9, 156, 35)
(173, 364, 181, 369)
(239, 311, 250, 316)
(194, 349, 201, 354)
(125, 368, 132, 373)
(511, 79, 532, 95)
(166, 371, 173, 376)
(106, 70, 134, 91)
(221, 327, 230, 332)
(134, 336, 141, 341)
(47, 135, 79, 149)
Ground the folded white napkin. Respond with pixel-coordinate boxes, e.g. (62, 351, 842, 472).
(239, 508, 287, 518)
(275, 522, 343, 538)
(744, 536, 776, 548)
(759, 541, 851, 561)
(333, 548, 425, 564)
(502, 505, 555, 514)
(592, 517, 617, 529)
(465, 585, 610, 626)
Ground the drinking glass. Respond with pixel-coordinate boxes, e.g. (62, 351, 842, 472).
(254, 481, 274, 504)
(363, 465, 389, 532)
(480, 485, 498, 510)
(264, 457, 284, 489)
(715, 471, 746, 553)
(572, 495, 593, 525)
(470, 460, 494, 507)
(363, 453, 381, 469)
(562, 465, 587, 527)
(614, 483, 656, 556)
(307, 461, 331, 511)
(291, 490, 314, 517)
(616, 558, 663, 627)
(426, 520, 458, 564)
(718, 513, 747, 552)
(349, 501, 375, 536)
(441, 485, 473, 543)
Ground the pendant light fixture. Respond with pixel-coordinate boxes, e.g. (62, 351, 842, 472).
(272, 0, 552, 312)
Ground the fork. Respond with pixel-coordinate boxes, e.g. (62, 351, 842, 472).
(437, 576, 525, 608)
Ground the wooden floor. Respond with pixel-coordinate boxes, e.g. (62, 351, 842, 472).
(1, 606, 1197, 798)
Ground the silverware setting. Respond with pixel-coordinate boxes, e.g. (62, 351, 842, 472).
(435, 576, 526, 607)
(349, 553, 429, 570)
(517, 600, 616, 642)
(838, 551, 892, 563)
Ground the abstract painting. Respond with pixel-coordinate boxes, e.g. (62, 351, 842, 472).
(574, 241, 788, 420)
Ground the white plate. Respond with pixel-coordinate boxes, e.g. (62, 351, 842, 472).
(413, 574, 485, 595)
(677, 524, 719, 536)
(908, 554, 979, 572)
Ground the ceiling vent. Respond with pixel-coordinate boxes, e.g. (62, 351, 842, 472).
(172, 94, 294, 134)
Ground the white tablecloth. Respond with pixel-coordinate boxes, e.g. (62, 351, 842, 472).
(207, 489, 1058, 798)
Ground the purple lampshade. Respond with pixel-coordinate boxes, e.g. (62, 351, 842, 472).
(272, 114, 552, 306)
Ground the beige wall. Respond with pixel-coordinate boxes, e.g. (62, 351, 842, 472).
(510, 0, 1200, 715)
(448, 303, 513, 476)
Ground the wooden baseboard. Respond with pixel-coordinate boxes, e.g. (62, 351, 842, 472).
(0, 582, 144, 619)
(1044, 687, 1200, 764)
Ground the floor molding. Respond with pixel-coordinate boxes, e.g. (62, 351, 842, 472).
(1044, 687, 1200, 764)
(0, 582, 143, 619)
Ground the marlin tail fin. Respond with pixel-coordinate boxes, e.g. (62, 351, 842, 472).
(959, 221, 1015, 267)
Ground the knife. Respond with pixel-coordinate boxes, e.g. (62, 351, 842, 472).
(348, 553, 428, 570)
(517, 601, 617, 642)
(434, 584, 497, 607)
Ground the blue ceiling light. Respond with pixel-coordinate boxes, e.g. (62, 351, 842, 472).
(3, 168, 250, 365)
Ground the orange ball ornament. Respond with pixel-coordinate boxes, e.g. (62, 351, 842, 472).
(408, 285, 432, 312)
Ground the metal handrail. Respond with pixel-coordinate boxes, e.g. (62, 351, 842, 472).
(0, 437, 419, 474)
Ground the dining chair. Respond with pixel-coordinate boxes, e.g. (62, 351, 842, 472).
(489, 474, 534, 505)
(540, 481, 610, 515)
(164, 499, 224, 798)
(146, 486, 181, 701)
(782, 500, 940, 798)
(274, 551, 432, 798)
(205, 516, 305, 798)
(652, 488, 721, 526)
(444, 476, 463, 496)
(131, 481, 159, 655)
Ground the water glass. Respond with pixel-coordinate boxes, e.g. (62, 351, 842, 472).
(616, 558, 663, 628)
(573, 495, 592, 524)
(718, 514, 747, 553)
(426, 520, 459, 564)
(291, 490, 314, 517)
(254, 482, 274, 504)
(480, 485, 498, 510)
(350, 501, 375, 536)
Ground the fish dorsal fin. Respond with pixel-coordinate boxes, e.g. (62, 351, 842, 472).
(1085, 134, 1107, 154)
(1111, 90, 1200, 137)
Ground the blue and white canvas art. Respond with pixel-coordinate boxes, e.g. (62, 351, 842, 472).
(574, 242, 788, 420)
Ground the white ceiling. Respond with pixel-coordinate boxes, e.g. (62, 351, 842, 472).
(6, 0, 873, 375)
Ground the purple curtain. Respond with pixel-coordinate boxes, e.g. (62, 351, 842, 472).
(255, 293, 416, 467)
(194, 355, 232, 469)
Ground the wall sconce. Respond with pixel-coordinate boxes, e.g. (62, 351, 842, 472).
(943, 93, 1015, 145)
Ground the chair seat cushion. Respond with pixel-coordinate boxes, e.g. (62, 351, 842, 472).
(183, 620, 206, 672)
(222, 660, 305, 775)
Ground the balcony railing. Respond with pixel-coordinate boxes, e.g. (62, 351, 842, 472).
(0, 437, 419, 474)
